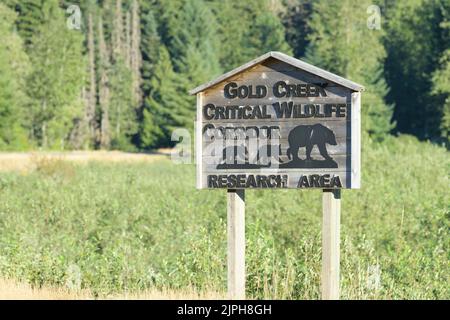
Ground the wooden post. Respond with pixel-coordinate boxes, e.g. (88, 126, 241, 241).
(227, 189, 245, 299)
(351, 91, 361, 188)
(195, 92, 204, 189)
(322, 189, 341, 300)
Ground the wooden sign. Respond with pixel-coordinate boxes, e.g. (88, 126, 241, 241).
(190, 52, 364, 300)
(191, 52, 363, 190)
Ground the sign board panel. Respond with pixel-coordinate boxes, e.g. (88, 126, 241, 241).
(191, 52, 363, 189)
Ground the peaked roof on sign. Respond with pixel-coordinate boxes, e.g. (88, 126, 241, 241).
(189, 51, 365, 95)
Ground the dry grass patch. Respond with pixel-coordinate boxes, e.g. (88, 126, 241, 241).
(0, 150, 169, 173)
(0, 279, 225, 300)
(0, 278, 92, 300)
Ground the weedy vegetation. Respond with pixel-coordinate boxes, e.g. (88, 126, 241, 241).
(0, 135, 448, 299)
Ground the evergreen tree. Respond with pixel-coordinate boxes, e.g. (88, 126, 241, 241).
(140, 0, 222, 146)
(281, 0, 313, 58)
(210, 0, 291, 70)
(140, 46, 187, 148)
(170, 0, 221, 80)
(0, 3, 30, 149)
(208, 0, 257, 70)
(306, 0, 393, 140)
(246, 11, 292, 57)
(4, 0, 44, 48)
(26, 0, 86, 149)
(385, 0, 446, 140)
(138, 4, 161, 148)
(151, 0, 183, 56)
(170, 0, 221, 135)
(140, 4, 161, 97)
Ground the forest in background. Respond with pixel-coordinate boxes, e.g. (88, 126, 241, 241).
(0, 0, 449, 151)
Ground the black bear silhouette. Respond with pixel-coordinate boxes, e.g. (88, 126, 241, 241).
(286, 124, 337, 161)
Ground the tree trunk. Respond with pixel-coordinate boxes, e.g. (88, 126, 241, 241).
(42, 105, 47, 149)
(125, 10, 131, 68)
(131, 0, 142, 107)
(112, 0, 124, 61)
(98, 16, 111, 149)
(87, 13, 97, 146)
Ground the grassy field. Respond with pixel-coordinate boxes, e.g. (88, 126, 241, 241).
(0, 135, 448, 299)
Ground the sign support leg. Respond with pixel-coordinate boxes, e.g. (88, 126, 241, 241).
(322, 189, 341, 300)
(227, 189, 245, 299)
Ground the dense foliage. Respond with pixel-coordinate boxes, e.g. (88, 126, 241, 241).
(0, 0, 449, 150)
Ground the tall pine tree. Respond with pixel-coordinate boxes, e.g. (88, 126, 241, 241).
(140, 4, 161, 97)
(138, 4, 162, 148)
(210, 0, 291, 70)
(246, 11, 292, 57)
(140, 46, 187, 148)
(306, 0, 393, 140)
(281, 0, 313, 58)
(168, 0, 221, 136)
(385, 0, 446, 140)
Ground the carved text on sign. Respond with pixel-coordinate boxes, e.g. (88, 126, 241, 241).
(224, 81, 328, 99)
